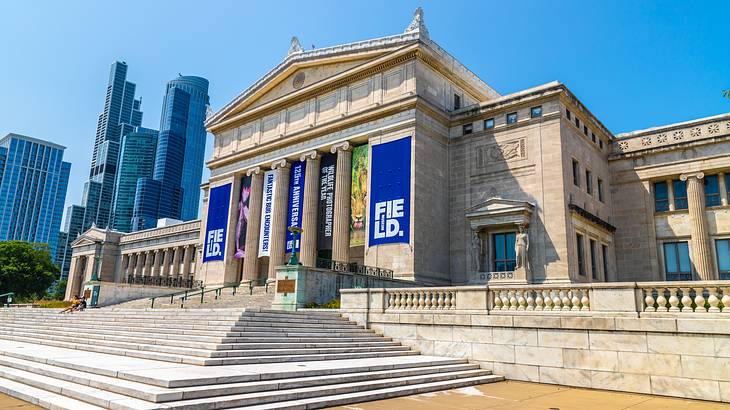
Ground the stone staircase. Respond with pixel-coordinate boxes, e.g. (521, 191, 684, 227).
(111, 285, 275, 309)
(0, 308, 502, 409)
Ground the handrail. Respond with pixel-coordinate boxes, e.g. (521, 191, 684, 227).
(149, 285, 240, 308)
(0, 292, 15, 307)
(149, 287, 202, 309)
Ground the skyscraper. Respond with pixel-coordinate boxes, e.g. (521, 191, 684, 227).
(111, 127, 158, 233)
(0, 133, 71, 262)
(131, 76, 209, 231)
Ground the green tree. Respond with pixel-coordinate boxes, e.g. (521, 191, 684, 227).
(0, 241, 58, 301)
(48, 279, 68, 300)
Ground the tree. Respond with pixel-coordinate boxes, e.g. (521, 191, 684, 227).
(724, 90, 730, 99)
(48, 279, 68, 300)
(0, 241, 58, 301)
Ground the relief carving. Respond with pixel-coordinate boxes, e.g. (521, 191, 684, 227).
(476, 138, 526, 168)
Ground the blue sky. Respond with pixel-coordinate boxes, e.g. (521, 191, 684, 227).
(1, 0, 728, 219)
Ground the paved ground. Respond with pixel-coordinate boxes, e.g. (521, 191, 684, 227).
(328, 380, 730, 410)
(0, 392, 40, 409)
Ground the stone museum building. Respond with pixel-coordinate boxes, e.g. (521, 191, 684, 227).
(66, 9, 730, 298)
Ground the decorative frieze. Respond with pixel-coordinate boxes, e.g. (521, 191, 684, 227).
(613, 114, 730, 154)
(475, 138, 527, 168)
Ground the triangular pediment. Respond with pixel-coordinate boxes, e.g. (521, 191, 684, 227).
(465, 198, 534, 230)
(466, 197, 535, 214)
(70, 234, 100, 247)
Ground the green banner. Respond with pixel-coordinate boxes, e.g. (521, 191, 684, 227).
(350, 144, 368, 247)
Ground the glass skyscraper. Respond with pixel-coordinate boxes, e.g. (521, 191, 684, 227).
(0, 133, 71, 263)
(111, 127, 158, 233)
(131, 76, 209, 231)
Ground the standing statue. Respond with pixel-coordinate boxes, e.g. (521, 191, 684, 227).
(515, 224, 529, 271)
(471, 230, 483, 272)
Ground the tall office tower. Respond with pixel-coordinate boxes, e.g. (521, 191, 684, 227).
(83, 61, 143, 230)
(131, 76, 209, 231)
(57, 204, 85, 279)
(0, 133, 71, 264)
(111, 126, 158, 232)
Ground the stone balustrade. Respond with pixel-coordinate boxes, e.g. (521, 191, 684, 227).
(640, 282, 730, 313)
(490, 286, 590, 312)
(387, 288, 457, 310)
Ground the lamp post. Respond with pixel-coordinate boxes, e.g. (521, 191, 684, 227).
(287, 226, 303, 266)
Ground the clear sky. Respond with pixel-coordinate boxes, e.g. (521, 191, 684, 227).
(1, 0, 728, 221)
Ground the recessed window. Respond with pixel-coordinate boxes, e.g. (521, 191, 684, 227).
(453, 94, 461, 110)
(493, 232, 516, 272)
(591, 132, 596, 143)
(663, 241, 691, 281)
(586, 170, 593, 194)
(575, 117, 580, 128)
(572, 159, 580, 187)
(654, 181, 669, 212)
(566, 109, 572, 120)
(705, 174, 721, 206)
(599, 139, 604, 150)
(601, 244, 609, 280)
(590, 239, 598, 280)
(576, 233, 586, 276)
(716, 239, 730, 280)
(598, 178, 604, 202)
(531, 106, 542, 118)
(484, 118, 495, 129)
(673, 179, 688, 210)
(583, 125, 588, 136)
(462, 123, 473, 135)
(506, 112, 518, 124)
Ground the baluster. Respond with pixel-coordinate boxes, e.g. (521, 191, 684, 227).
(508, 291, 517, 311)
(516, 290, 526, 311)
(693, 287, 706, 313)
(707, 287, 720, 313)
(408, 292, 415, 309)
(534, 290, 544, 311)
(444, 291, 453, 309)
(394, 292, 402, 309)
(668, 288, 680, 312)
(644, 288, 656, 312)
(493, 291, 503, 310)
(450, 291, 456, 309)
(526, 290, 535, 311)
(417, 291, 424, 309)
(580, 291, 590, 311)
(656, 288, 668, 312)
(680, 287, 693, 313)
(437, 291, 444, 309)
(500, 291, 510, 311)
(423, 291, 431, 310)
(721, 287, 730, 313)
(571, 289, 581, 311)
(388, 292, 394, 309)
(551, 290, 562, 311)
(561, 290, 572, 311)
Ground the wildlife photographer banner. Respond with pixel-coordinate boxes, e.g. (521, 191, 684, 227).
(203, 183, 231, 262)
(317, 153, 337, 251)
(285, 160, 306, 253)
(368, 136, 411, 246)
(350, 144, 368, 247)
(233, 175, 252, 259)
(258, 170, 276, 257)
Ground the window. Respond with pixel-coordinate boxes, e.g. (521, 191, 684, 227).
(599, 139, 604, 150)
(654, 181, 669, 212)
(717, 239, 730, 280)
(576, 233, 586, 276)
(663, 242, 691, 281)
(705, 174, 721, 207)
(506, 112, 518, 124)
(586, 170, 593, 195)
(462, 123, 473, 135)
(673, 179, 688, 210)
(591, 132, 596, 143)
(598, 178, 604, 202)
(572, 159, 580, 187)
(583, 125, 588, 136)
(484, 118, 495, 129)
(493, 232, 516, 272)
(590, 239, 598, 280)
(453, 94, 461, 110)
(531, 106, 542, 118)
(601, 244, 609, 280)
(566, 109, 572, 120)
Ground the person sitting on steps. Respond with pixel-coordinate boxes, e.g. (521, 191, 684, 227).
(59, 295, 80, 314)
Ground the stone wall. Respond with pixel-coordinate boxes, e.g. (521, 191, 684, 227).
(340, 284, 730, 402)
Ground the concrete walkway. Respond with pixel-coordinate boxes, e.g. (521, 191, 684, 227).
(328, 380, 730, 409)
(0, 392, 40, 409)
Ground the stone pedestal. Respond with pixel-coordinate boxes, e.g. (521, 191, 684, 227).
(271, 265, 309, 311)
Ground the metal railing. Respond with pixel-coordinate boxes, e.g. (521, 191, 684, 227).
(0, 292, 14, 307)
(126, 275, 202, 289)
(149, 284, 246, 309)
(315, 258, 394, 278)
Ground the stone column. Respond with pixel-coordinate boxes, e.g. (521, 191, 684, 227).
(127, 254, 136, 277)
(172, 246, 182, 278)
(121, 254, 129, 277)
(268, 160, 291, 281)
(144, 251, 154, 277)
(242, 167, 264, 284)
(151, 250, 162, 277)
(182, 245, 193, 279)
(681, 172, 716, 280)
(720, 172, 728, 206)
(161, 248, 172, 277)
(667, 179, 676, 211)
(85, 255, 96, 283)
(65, 257, 82, 300)
(331, 142, 352, 263)
(300, 150, 321, 267)
(135, 252, 144, 277)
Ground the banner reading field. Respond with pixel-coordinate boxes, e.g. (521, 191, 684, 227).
(285, 160, 306, 253)
(203, 183, 231, 263)
(368, 136, 411, 246)
(350, 144, 368, 247)
(233, 175, 252, 259)
(258, 170, 277, 257)
(317, 153, 337, 251)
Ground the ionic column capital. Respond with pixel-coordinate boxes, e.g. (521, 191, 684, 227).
(246, 166, 262, 176)
(330, 141, 351, 154)
(270, 159, 289, 170)
(300, 150, 321, 162)
(680, 172, 704, 181)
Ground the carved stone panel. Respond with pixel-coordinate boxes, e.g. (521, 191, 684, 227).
(476, 138, 526, 168)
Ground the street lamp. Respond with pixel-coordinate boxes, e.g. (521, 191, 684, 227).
(287, 226, 303, 266)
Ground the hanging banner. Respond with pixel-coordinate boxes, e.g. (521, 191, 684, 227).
(233, 175, 252, 259)
(350, 145, 368, 247)
(258, 170, 277, 257)
(203, 183, 231, 262)
(285, 160, 306, 253)
(369, 136, 411, 246)
(317, 153, 337, 251)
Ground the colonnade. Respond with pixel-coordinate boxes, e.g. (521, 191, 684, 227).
(122, 244, 196, 281)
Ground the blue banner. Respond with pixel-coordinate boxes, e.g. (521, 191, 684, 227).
(286, 160, 306, 252)
(369, 136, 411, 246)
(203, 183, 231, 262)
